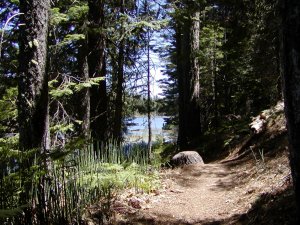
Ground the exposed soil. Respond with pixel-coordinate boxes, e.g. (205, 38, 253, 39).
(107, 149, 296, 225)
(86, 103, 297, 225)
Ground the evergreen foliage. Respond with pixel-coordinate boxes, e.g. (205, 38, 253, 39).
(0, 0, 291, 223)
(159, 0, 281, 146)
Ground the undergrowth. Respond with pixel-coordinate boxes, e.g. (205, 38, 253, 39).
(0, 137, 161, 225)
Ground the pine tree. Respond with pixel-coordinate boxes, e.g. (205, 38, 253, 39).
(18, 0, 51, 222)
(173, 0, 202, 149)
(88, 0, 107, 142)
(18, 0, 50, 153)
(112, 0, 126, 143)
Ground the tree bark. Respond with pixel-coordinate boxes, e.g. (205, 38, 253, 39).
(176, 14, 188, 148)
(176, 3, 201, 149)
(281, 0, 300, 219)
(18, 0, 51, 222)
(18, 0, 50, 152)
(76, 39, 90, 139)
(113, 0, 125, 143)
(147, 28, 152, 159)
(88, 0, 107, 142)
(187, 9, 201, 142)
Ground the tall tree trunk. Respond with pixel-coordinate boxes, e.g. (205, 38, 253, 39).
(88, 0, 107, 143)
(281, 0, 300, 219)
(18, 0, 50, 152)
(187, 9, 201, 141)
(177, 5, 201, 149)
(176, 19, 188, 148)
(18, 0, 50, 222)
(190, 11, 200, 101)
(76, 39, 90, 139)
(113, 0, 125, 143)
(212, 31, 218, 138)
(147, 28, 152, 159)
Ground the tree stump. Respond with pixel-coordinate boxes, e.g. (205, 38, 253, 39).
(171, 151, 204, 167)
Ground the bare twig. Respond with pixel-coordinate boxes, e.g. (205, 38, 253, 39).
(0, 13, 23, 60)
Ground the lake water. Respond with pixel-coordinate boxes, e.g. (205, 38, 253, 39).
(124, 116, 176, 143)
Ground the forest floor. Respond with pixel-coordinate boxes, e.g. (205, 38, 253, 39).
(86, 102, 297, 224)
(107, 149, 295, 225)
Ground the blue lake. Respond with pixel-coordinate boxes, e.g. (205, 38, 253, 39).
(125, 116, 176, 143)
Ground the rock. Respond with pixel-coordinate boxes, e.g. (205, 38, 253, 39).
(128, 197, 143, 209)
(249, 101, 285, 134)
(171, 151, 204, 167)
(250, 114, 266, 134)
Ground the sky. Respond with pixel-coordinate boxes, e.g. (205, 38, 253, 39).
(150, 53, 165, 97)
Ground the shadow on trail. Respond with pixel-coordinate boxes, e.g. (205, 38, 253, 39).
(164, 163, 249, 191)
(119, 186, 297, 225)
(163, 165, 224, 188)
(201, 186, 297, 225)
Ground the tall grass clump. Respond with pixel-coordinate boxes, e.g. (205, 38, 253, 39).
(0, 138, 160, 225)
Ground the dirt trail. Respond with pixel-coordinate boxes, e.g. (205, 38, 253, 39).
(114, 151, 292, 224)
(129, 163, 248, 224)
(104, 103, 294, 224)
(142, 163, 241, 223)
